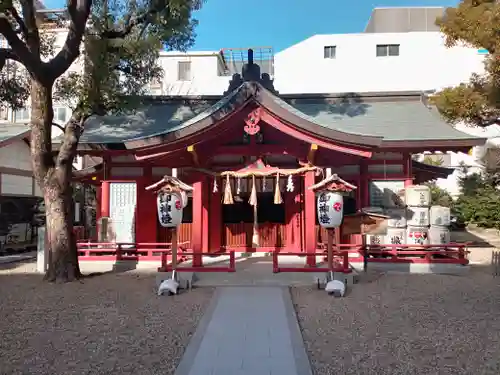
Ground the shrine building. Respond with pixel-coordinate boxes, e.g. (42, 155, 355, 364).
(69, 50, 485, 262)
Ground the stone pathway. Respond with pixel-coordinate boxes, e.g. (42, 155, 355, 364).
(452, 228, 499, 265)
(174, 287, 312, 375)
(192, 256, 325, 287)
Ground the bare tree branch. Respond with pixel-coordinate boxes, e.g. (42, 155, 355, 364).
(0, 17, 42, 75)
(47, 0, 93, 80)
(20, 0, 41, 56)
(52, 122, 65, 132)
(56, 113, 86, 170)
(0, 47, 21, 69)
(9, 6, 28, 37)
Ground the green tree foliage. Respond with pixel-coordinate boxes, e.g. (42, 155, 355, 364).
(424, 181, 453, 207)
(432, 0, 500, 126)
(0, 0, 203, 282)
(453, 165, 500, 228)
(431, 1, 500, 227)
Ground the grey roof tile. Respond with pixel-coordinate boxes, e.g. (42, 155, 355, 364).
(78, 102, 213, 144)
(285, 99, 475, 141)
(0, 123, 30, 143)
(67, 84, 482, 146)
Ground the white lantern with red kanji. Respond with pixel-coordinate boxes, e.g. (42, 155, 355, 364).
(317, 191, 344, 228)
(157, 192, 183, 228)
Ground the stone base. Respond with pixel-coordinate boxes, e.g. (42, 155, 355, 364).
(79, 260, 159, 274)
(313, 270, 358, 289)
(350, 262, 470, 275)
(156, 271, 194, 290)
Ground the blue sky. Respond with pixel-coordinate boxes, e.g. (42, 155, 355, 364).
(43, 0, 458, 52)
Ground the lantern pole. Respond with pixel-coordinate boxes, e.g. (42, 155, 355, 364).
(327, 227, 334, 277)
(252, 204, 259, 247)
(170, 226, 178, 280)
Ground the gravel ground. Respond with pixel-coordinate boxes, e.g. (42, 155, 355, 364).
(291, 270, 500, 375)
(0, 262, 214, 375)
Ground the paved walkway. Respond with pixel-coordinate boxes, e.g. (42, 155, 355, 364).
(175, 287, 312, 375)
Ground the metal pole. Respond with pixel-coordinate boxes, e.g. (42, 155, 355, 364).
(171, 227, 178, 280)
(327, 228, 334, 279)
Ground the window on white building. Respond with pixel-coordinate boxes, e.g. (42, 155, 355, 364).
(376, 44, 400, 57)
(14, 107, 68, 123)
(323, 46, 336, 59)
(177, 61, 191, 81)
(14, 108, 30, 122)
(54, 107, 68, 123)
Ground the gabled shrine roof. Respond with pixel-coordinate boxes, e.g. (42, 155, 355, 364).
(61, 82, 485, 150)
(0, 123, 30, 147)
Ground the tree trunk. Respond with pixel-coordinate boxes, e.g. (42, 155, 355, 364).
(43, 178, 81, 282)
(30, 79, 82, 282)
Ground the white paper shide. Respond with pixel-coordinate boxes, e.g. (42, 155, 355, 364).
(157, 192, 183, 228)
(317, 191, 344, 228)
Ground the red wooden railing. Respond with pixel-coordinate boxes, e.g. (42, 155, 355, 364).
(272, 251, 351, 274)
(159, 250, 236, 273)
(76, 241, 235, 272)
(77, 241, 191, 262)
(316, 243, 470, 265)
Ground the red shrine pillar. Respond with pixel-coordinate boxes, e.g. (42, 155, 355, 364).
(304, 171, 316, 267)
(100, 181, 110, 218)
(285, 188, 301, 252)
(209, 188, 222, 252)
(192, 176, 209, 266)
(136, 168, 157, 244)
(202, 180, 210, 252)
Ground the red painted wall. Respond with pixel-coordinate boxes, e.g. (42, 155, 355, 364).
(95, 152, 414, 250)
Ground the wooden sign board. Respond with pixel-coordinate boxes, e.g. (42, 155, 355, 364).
(342, 212, 390, 235)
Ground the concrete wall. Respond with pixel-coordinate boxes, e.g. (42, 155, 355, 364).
(156, 51, 231, 96)
(153, 32, 485, 96)
(274, 32, 484, 94)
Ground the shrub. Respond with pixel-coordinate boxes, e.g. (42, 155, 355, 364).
(424, 181, 453, 207)
(453, 185, 500, 229)
(452, 165, 500, 229)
